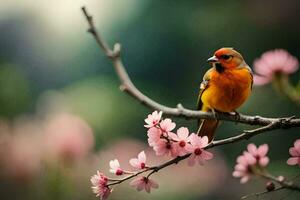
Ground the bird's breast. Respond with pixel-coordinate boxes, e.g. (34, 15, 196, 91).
(201, 68, 252, 112)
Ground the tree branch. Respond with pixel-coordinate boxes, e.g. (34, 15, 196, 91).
(81, 6, 300, 130)
(102, 122, 298, 189)
(259, 173, 300, 191)
(241, 186, 284, 199)
(82, 6, 300, 197)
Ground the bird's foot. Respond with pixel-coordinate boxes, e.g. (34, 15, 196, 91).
(229, 110, 240, 121)
(211, 109, 218, 119)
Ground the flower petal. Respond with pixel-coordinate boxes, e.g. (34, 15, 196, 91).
(109, 159, 120, 170)
(259, 157, 269, 167)
(289, 147, 299, 157)
(129, 158, 139, 168)
(287, 157, 299, 165)
(177, 127, 189, 139)
(148, 179, 159, 189)
(240, 176, 250, 184)
(138, 151, 146, 163)
(168, 132, 179, 141)
(247, 143, 257, 155)
(201, 150, 214, 160)
(257, 144, 269, 157)
(200, 136, 209, 148)
(232, 171, 243, 177)
(188, 154, 196, 166)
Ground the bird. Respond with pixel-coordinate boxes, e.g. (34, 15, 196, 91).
(197, 47, 253, 142)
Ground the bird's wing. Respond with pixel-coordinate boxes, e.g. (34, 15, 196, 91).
(250, 72, 253, 90)
(241, 61, 253, 90)
(244, 64, 253, 90)
(197, 68, 213, 110)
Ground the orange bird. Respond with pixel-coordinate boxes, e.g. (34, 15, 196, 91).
(197, 48, 253, 142)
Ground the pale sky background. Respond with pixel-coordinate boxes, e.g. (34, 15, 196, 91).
(0, 0, 148, 63)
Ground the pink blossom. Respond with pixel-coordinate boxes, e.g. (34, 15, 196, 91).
(169, 127, 191, 156)
(232, 153, 256, 183)
(144, 111, 162, 128)
(232, 144, 270, 183)
(130, 176, 159, 193)
(130, 151, 147, 169)
(159, 118, 176, 133)
(109, 159, 123, 175)
(187, 134, 213, 166)
(147, 127, 162, 147)
(278, 175, 285, 182)
(2, 133, 42, 181)
(91, 171, 111, 200)
(287, 139, 300, 166)
(153, 140, 178, 157)
(253, 49, 299, 85)
(247, 143, 269, 167)
(44, 113, 94, 163)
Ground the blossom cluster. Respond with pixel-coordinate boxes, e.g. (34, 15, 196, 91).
(90, 150, 159, 199)
(90, 111, 214, 199)
(0, 113, 94, 181)
(90, 111, 299, 200)
(233, 144, 269, 183)
(287, 139, 300, 166)
(146, 111, 213, 165)
(233, 140, 300, 184)
(253, 49, 299, 85)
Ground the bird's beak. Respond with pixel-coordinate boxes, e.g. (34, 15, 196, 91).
(207, 56, 219, 63)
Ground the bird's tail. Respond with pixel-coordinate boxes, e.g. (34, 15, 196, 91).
(197, 105, 219, 142)
(197, 119, 219, 142)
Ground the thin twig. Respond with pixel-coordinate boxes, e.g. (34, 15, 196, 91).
(101, 122, 294, 187)
(209, 121, 279, 148)
(241, 172, 300, 199)
(258, 173, 300, 191)
(107, 168, 149, 186)
(241, 186, 285, 199)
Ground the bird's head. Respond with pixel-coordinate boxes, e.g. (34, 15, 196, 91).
(207, 48, 245, 69)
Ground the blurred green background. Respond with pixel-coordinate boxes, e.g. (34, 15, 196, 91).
(0, 0, 299, 199)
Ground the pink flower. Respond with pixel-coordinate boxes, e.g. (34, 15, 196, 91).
(130, 176, 159, 193)
(159, 118, 176, 133)
(287, 139, 300, 166)
(232, 153, 256, 183)
(153, 140, 178, 157)
(253, 49, 299, 85)
(44, 113, 94, 163)
(144, 111, 162, 128)
(109, 159, 123, 175)
(232, 143, 270, 184)
(187, 134, 213, 166)
(147, 127, 162, 147)
(169, 127, 191, 156)
(130, 151, 147, 169)
(3, 133, 42, 181)
(247, 143, 269, 167)
(91, 171, 111, 200)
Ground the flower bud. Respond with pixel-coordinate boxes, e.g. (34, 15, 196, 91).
(266, 181, 275, 191)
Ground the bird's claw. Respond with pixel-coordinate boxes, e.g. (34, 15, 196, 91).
(211, 109, 218, 119)
(229, 110, 240, 121)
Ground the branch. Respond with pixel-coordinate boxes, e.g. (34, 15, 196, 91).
(241, 173, 300, 199)
(259, 173, 300, 191)
(209, 121, 279, 148)
(241, 186, 284, 199)
(81, 6, 300, 130)
(82, 6, 300, 196)
(101, 122, 296, 188)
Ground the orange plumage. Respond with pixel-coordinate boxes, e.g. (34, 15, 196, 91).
(197, 48, 253, 141)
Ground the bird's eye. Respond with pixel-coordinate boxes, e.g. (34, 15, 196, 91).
(221, 55, 231, 60)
